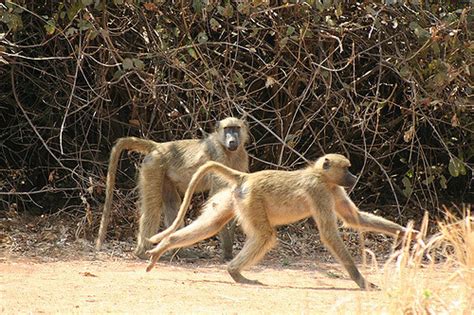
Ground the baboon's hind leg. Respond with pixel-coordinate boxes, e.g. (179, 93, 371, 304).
(219, 220, 237, 261)
(164, 177, 223, 260)
(146, 192, 235, 271)
(135, 155, 165, 259)
(161, 177, 181, 228)
(227, 207, 276, 285)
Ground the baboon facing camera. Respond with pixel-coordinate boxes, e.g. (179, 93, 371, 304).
(96, 117, 249, 259)
(146, 154, 416, 290)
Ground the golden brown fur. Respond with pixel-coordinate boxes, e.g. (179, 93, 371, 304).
(95, 117, 249, 259)
(146, 154, 415, 290)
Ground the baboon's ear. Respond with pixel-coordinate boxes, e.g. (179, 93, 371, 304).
(323, 158, 331, 170)
(241, 117, 249, 129)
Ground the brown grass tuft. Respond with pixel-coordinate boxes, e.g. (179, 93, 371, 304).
(379, 205, 473, 314)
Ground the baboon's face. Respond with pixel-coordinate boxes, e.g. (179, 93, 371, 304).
(328, 164, 357, 188)
(223, 126, 242, 151)
(318, 154, 357, 188)
(217, 118, 248, 152)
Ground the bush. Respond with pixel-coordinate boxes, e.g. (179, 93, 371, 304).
(1, 1, 472, 223)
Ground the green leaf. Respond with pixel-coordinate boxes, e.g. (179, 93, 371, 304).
(133, 58, 145, 71)
(94, 0, 105, 11)
(187, 47, 198, 60)
(82, 0, 93, 6)
(448, 157, 465, 177)
(89, 29, 98, 40)
(365, 6, 376, 16)
(1, 12, 23, 31)
(402, 177, 413, 198)
(77, 18, 91, 31)
(431, 41, 440, 57)
(303, 29, 315, 39)
(409, 21, 430, 41)
(197, 31, 208, 44)
(430, 72, 449, 89)
(67, 1, 83, 21)
(237, 3, 251, 15)
(408, 21, 420, 31)
(205, 80, 213, 90)
(112, 69, 124, 81)
(122, 58, 134, 70)
(439, 175, 447, 189)
(286, 25, 295, 36)
(222, 3, 234, 18)
(459, 162, 467, 176)
(422, 175, 435, 186)
(65, 27, 78, 37)
(399, 66, 412, 80)
(44, 20, 55, 35)
(423, 289, 432, 299)
(325, 16, 335, 27)
(335, 3, 343, 18)
(232, 71, 246, 88)
(279, 37, 288, 49)
(210, 18, 221, 32)
(192, 0, 203, 13)
(448, 158, 458, 177)
(208, 67, 219, 77)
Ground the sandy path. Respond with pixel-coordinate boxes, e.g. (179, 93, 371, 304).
(1, 258, 384, 314)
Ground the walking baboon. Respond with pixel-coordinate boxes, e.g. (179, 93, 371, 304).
(146, 154, 416, 290)
(95, 117, 249, 259)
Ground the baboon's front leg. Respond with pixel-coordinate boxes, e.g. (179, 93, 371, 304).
(313, 210, 377, 290)
(334, 197, 414, 238)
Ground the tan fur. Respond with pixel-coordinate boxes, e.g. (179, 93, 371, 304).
(146, 154, 415, 290)
(95, 117, 249, 259)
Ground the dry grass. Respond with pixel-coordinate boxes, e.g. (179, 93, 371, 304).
(383, 209, 473, 314)
(336, 206, 473, 314)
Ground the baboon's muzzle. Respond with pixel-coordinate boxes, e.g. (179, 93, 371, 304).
(226, 140, 239, 151)
(343, 171, 358, 188)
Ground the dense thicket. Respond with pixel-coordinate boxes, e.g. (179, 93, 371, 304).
(1, 1, 472, 226)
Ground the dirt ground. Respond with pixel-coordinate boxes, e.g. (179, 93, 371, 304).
(2, 255, 396, 314)
(0, 212, 398, 314)
(1, 212, 468, 314)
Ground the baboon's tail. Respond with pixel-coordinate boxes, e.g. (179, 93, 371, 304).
(96, 137, 157, 250)
(148, 161, 244, 244)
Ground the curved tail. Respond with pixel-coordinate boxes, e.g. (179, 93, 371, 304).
(95, 137, 157, 250)
(148, 161, 244, 244)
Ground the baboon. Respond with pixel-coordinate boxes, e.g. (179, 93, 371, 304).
(146, 154, 417, 290)
(95, 117, 249, 259)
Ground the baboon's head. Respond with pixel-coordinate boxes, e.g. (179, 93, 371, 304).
(314, 154, 357, 188)
(216, 117, 248, 151)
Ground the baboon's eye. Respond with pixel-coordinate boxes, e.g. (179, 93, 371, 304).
(323, 159, 331, 170)
(224, 126, 240, 132)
